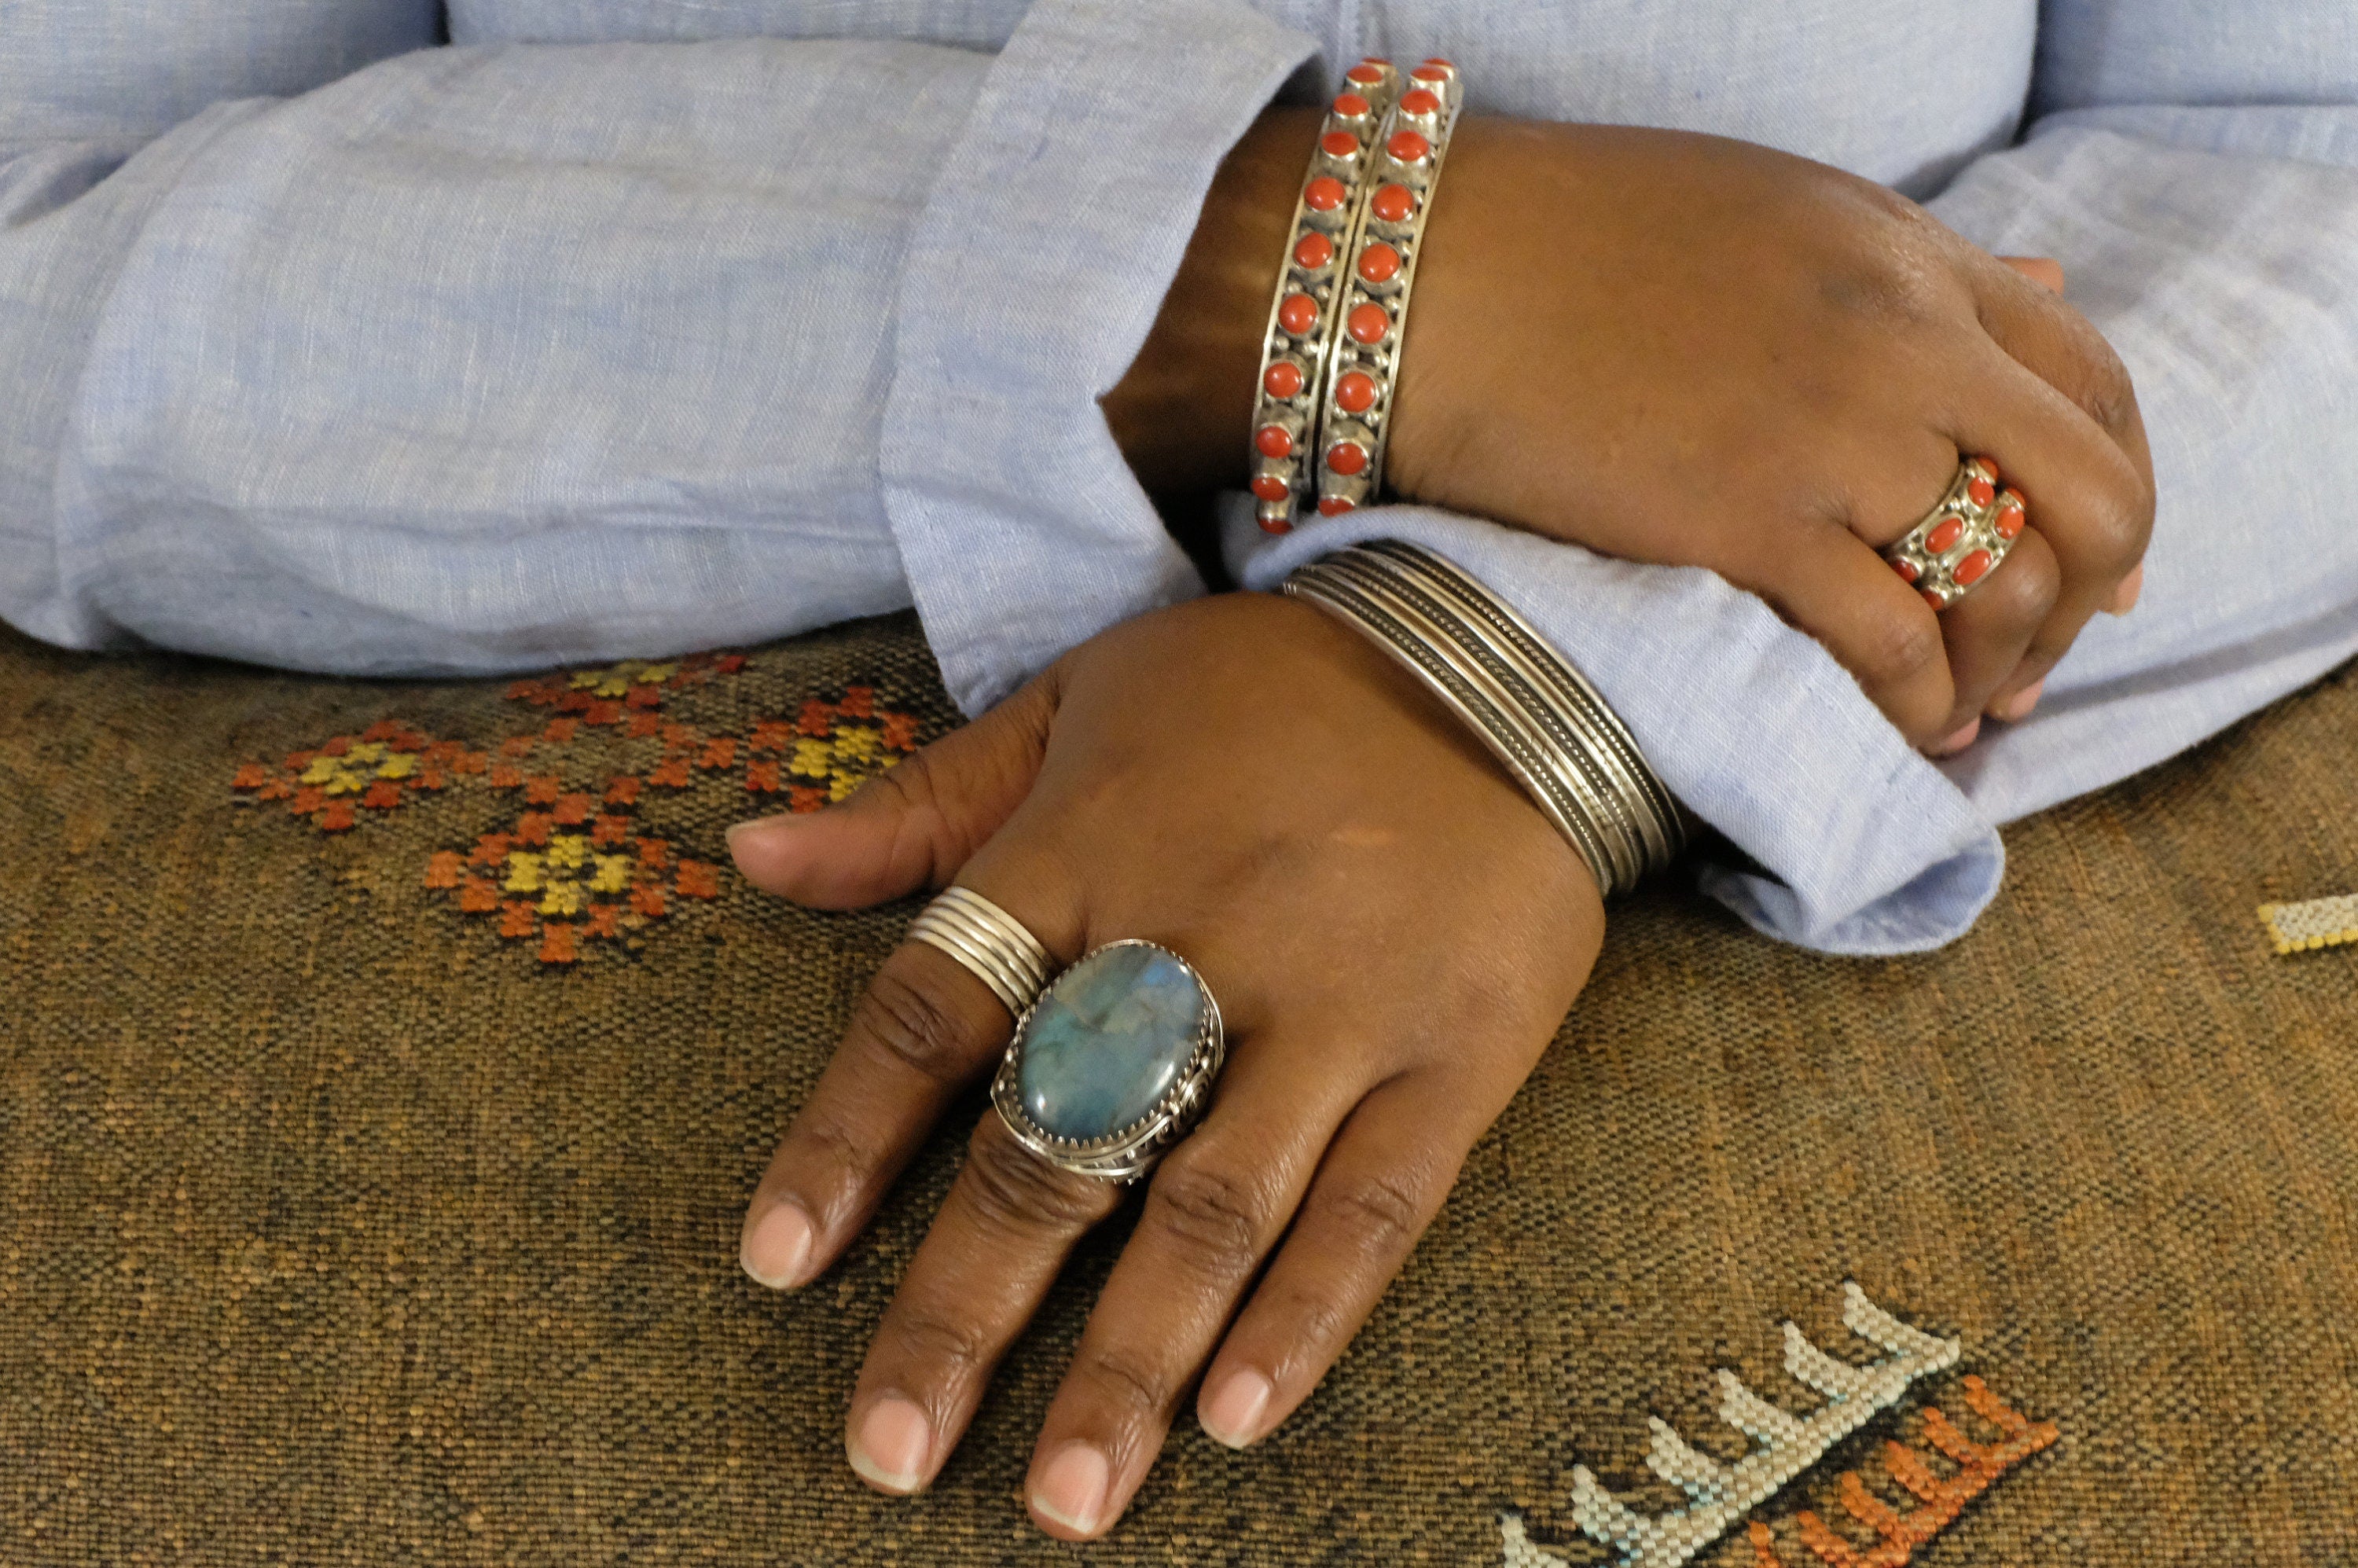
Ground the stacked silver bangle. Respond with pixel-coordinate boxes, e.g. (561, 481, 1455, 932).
(1282, 540, 1684, 897)
(1314, 59, 1463, 518)
(1247, 61, 1403, 533)
(905, 885, 1053, 1017)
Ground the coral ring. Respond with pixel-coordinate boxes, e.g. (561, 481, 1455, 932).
(1882, 456, 2029, 612)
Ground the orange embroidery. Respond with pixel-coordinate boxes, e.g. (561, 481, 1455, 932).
(230, 657, 923, 966)
(1747, 1378, 2058, 1568)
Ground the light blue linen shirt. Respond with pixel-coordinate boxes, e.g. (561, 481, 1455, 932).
(2, 0, 2354, 954)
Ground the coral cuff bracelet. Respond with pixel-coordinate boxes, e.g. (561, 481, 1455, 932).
(1251, 57, 1463, 534)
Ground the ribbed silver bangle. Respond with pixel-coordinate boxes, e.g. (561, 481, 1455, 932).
(1280, 541, 1684, 897)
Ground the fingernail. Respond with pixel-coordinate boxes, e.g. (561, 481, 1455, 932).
(1199, 1369, 1273, 1449)
(848, 1396, 933, 1494)
(724, 816, 789, 851)
(1995, 678, 2045, 722)
(1932, 718, 1981, 757)
(2107, 564, 2145, 615)
(1031, 1441, 1111, 1536)
(740, 1201, 813, 1289)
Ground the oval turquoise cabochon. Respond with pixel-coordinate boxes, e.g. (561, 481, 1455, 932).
(1017, 944, 1206, 1142)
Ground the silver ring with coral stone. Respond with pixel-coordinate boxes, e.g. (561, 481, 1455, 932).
(1882, 455, 2029, 611)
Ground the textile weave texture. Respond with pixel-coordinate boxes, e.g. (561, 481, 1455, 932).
(3, 611, 2356, 1566)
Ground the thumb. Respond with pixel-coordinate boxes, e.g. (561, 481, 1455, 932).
(725, 670, 1060, 910)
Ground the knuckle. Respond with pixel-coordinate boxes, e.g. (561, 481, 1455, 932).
(2075, 338, 2141, 440)
(792, 1107, 883, 1191)
(850, 964, 984, 1089)
(1143, 1159, 1272, 1277)
(1072, 1345, 1170, 1420)
(1857, 604, 1946, 697)
(1313, 1172, 1426, 1260)
(887, 1301, 990, 1377)
(1822, 251, 1949, 329)
(960, 1125, 1106, 1234)
(1265, 1277, 1358, 1359)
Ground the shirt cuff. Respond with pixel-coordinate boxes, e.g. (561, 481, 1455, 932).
(880, 0, 1317, 717)
(1231, 501, 2007, 955)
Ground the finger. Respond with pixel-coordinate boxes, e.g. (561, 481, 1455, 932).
(1022, 1038, 1366, 1540)
(725, 670, 1060, 910)
(737, 861, 1084, 1292)
(1937, 340, 2154, 712)
(844, 1109, 1122, 1495)
(1930, 523, 2060, 731)
(1997, 255, 2064, 295)
(1722, 508, 1956, 747)
(1192, 1070, 1473, 1452)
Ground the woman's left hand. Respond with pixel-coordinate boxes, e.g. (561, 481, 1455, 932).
(725, 590, 1603, 1539)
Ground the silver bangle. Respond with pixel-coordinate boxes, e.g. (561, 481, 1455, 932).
(1281, 541, 1684, 897)
(905, 885, 1056, 1018)
(1313, 59, 1464, 517)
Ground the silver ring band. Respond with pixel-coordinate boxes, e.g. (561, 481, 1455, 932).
(906, 885, 1054, 1019)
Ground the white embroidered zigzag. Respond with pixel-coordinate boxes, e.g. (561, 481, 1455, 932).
(1499, 1281, 1961, 1568)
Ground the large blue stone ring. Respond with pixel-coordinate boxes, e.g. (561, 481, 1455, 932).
(990, 939, 1226, 1184)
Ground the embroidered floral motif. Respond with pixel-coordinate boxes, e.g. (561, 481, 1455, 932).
(1745, 1376, 2058, 1566)
(230, 655, 924, 966)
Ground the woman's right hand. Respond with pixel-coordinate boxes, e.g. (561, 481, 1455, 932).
(1107, 110, 2155, 754)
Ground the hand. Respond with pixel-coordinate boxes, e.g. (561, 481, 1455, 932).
(727, 593, 1601, 1539)
(1106, 113, 2155, 753)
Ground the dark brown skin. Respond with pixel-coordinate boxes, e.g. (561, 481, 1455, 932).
(730, 596, 1600, 1539)
(1105, 111, 2154, 751)
(732, 108, 2160, 1540)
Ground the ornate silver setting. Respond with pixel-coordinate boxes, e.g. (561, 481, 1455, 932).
(990, 938, 1226, 1184)
(1248, 62, 1403, 535)
(1283, 540, 1684, 898)
(1315, 59, 1464, 517)
(905, 884, 1055, 1019)
(1882, 455, 2027, 611)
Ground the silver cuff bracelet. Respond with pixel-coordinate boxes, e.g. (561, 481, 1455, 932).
(1281, 539, 1684, 898)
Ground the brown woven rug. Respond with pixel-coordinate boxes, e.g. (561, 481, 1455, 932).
(3, 611, 2354, 1566)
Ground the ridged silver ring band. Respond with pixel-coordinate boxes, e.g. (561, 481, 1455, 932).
(906, 885, 1055, 1018)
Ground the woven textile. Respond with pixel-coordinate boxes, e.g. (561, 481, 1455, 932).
(3, 611, 2356, 1566)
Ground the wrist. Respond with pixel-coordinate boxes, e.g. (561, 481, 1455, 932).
(1103, 107, 1322, 495)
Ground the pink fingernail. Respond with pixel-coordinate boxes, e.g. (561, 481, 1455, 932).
(2108, 564, 2145, 615)
(1200, 1369, 1273, 1449)
(1932, 718, 1982, 757)
(1994, 678, 2045, 722)
(740, 1201, 813, 1289)
(849, 1396, 933, 1494)
(1031, 1441, 1111, 1536)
